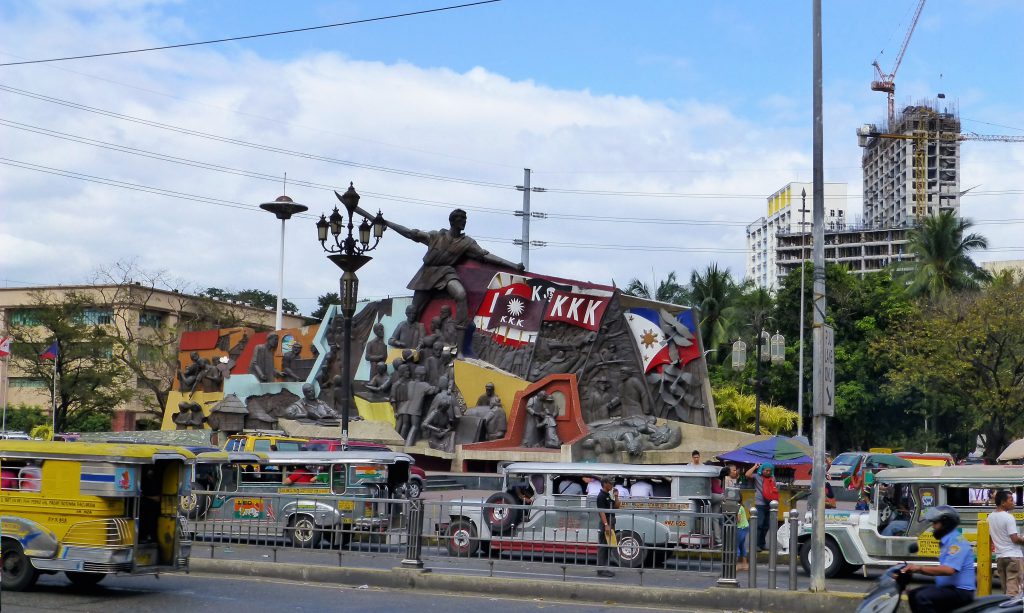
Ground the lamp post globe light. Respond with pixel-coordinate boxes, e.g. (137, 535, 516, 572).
(315, 183, 386, 446)
(731, 329, 785, 435)
(260, 194, 309, 331)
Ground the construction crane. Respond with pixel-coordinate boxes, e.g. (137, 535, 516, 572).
(872, 0, 926, 127)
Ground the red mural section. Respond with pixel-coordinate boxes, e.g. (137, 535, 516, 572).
(465, 374, 588, 451)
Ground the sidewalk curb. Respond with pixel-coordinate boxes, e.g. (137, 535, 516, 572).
(188, 558, 864, 612)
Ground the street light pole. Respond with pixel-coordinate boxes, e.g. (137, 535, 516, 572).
(797, 188, 808, 439)
(316, 184, 386, 447)
(754, 326, 763, 435)
(260, 194, 308, 330)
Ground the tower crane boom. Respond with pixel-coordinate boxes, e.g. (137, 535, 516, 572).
(871, 0, 926, 127)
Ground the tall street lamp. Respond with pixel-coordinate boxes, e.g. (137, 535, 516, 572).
(731, 328, 785, 434)
(316, 183, 386, 446)
(260, 194, 308, 330)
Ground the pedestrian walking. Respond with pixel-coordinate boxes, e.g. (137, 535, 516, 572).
(989, 490, 1024, 596)
(596, 476, 617, 577)
(736, 504, 750, 571)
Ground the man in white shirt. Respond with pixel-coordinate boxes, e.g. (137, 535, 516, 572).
(630, 479, 654, 498)
(584, 476, 603, 497)
(989, 490, 1024, 596)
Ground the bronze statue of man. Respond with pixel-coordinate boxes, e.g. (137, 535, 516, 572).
(373, 208, 525, 325)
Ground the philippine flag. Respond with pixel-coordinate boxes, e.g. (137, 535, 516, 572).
(625, 308, 702, 373)
(39, 341, 58, 360)
(0, 336, 11, 357)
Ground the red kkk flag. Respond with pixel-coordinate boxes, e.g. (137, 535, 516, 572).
(39, 341, 58, 360)
(0, 336, 11, 357)
(487, 293, 545, 332)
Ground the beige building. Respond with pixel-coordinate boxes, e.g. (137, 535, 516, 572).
(0, 284, 307, 430)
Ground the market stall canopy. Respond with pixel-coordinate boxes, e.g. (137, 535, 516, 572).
(717, 435, 812, 466)
(998, 438, 1024, 463)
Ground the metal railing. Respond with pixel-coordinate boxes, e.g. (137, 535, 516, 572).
(184, 491, 805, 590)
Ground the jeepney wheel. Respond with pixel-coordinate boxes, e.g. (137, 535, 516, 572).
(613, 530, 650, 569)
(2, 540, 39, 591)
(179, 491, 211, 519)
(446, 519, 481, 557)
(407, 478, 423, 499)
(799, 537, 847, 578)
(65, 571, 106, 588)
(289, 514, 323, 548)
(483, 492, 522, 535)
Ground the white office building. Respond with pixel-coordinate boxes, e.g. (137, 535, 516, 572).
(745, 182, 848, 290)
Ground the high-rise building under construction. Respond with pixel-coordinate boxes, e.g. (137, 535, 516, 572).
(858, 103, 961, 228)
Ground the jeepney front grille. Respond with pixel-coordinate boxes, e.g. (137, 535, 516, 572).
(81, 561, 133, 573)
(64, 518, 134, 547)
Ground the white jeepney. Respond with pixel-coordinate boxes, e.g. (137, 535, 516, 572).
(797, 465, 1024, 577)
(439, 462, 720, 567)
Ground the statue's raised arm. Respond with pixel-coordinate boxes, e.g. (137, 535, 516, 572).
(355, 205, 525, 327)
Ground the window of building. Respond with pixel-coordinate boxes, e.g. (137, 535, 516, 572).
(79, 308, 113, 325)
(139, 310, 163, 329)
(10, 377, 48, 388)
(9, 309, 41, 326)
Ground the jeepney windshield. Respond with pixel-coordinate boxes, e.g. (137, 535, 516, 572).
(677, 476, 711, 497)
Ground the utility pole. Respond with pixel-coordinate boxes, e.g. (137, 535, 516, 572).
(797, 188, 807, 440)
(809, 0, 831, 593)
(515, 170, 546, 270)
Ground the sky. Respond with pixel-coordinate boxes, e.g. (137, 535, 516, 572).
(1, 0, 1022, 315)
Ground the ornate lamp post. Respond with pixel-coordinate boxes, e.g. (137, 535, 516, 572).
(316, 183, 386, 446)
(732, 328, 785, 434)
(260, 194, 308, 331)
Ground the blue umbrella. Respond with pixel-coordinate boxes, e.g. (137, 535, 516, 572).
(717, 435, 812, 466)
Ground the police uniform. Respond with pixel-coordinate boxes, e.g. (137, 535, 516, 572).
(908, 530, 976, 612)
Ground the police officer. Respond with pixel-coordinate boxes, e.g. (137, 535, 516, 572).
(901, 505, 975, 612)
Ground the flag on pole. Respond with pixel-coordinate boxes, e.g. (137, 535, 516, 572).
(0, 336, 11, 357)
(40, 341, 58, 360)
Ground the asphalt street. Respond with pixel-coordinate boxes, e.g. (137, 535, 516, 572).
(0, 572, 722, 613)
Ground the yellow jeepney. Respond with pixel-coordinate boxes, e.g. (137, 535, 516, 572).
(0, 441, 194, 591)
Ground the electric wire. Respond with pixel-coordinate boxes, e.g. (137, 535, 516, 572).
(0, 1, 503, 67)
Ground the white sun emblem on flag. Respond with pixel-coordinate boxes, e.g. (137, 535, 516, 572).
(506, 297, 526, 317)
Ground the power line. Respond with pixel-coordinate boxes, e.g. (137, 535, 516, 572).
(0, 1, 502, 67)
(0, 85, 516, 190)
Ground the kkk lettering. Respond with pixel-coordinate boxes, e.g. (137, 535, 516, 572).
(487, 293, 544, 331)
(544, 290, 609, 331)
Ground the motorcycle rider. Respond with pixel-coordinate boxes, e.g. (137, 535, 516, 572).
(901, 506, 975, 612)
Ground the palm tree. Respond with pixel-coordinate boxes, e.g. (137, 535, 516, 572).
(689, 264, 741, 356)
(904, 211, 990, 299)
(623, 271, 689, 304)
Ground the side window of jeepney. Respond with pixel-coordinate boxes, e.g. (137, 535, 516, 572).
(240, 465, 283, 485)
(677, 476, 711, 497)
(946, 486, 1024, 507)
(331, 465, 347, 494)
(1, 460, 42, 492)
(220, 466, 238, 492)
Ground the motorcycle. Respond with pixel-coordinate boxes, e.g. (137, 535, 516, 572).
(856, 561, 1023, 613)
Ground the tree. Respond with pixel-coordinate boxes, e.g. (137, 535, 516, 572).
(623, 271, 690, 305)
(91, 261, 250, 420)
(903, 211, 990, 300)
(713, 384, 797, 434)
(689, 264, 742, 359)
(6, 290, 134, 432)
(201, 287, 298, 313)
(880, 280, 1024, 462)
(311, 292, 340, 321)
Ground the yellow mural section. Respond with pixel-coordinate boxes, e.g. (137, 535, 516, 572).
(354, 396, 396, 427)
(453, 360, 530, 417)
(159, 390, 225, 430)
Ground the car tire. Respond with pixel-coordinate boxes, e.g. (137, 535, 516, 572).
(483, 492, 522, 535)
(613, 530, 650, 568)
(447, 519, 482, 557)
(1, 540, 39, 591)
(179, 491, 211, 519)
(65, 571, 106, 588)
(799, 537, 846, 578)
(407, 478, 423, 499)
(289, 514, 323, 548)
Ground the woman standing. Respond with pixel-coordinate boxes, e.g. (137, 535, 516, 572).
(745, 463, 778, 551)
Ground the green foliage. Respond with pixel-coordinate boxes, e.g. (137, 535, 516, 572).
(689, 264, 743, 360)
(6, 290, 133, 433)
(623, 271, 690, 305)
(202, 287, 298, 313)
(65, 410, 113, 432)
(713, 385, 797, 435)
(1, 404, 48, 433)
(311, 292, 340, 320)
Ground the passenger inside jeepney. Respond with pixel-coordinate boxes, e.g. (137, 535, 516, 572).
(284, 465, 317, 485)
(878, 484, 915, 537)
(555, 476, 584, 495)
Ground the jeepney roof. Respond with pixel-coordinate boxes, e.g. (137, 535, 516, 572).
(876, 465, 1024, 484)
(263, 450, 414, 465)
(0, 440, 195, 463)
(502, 462, 721, 478)
(195, 451, 266, 464)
